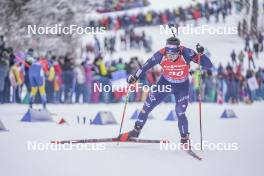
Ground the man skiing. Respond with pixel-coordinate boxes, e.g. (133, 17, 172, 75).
(118, 37, 213, 149)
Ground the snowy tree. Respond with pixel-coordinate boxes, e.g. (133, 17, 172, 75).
(0, 0, 101, 56)
(250, 0, 258, 35)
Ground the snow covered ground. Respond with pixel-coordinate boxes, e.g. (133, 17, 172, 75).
(0, 102, 263, 176)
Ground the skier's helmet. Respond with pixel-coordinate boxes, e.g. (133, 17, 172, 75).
(165, 37, 181, 61)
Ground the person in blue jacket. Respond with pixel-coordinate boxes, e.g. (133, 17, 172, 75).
(28, 58, 48, 109)
(118, 37, 213, 149)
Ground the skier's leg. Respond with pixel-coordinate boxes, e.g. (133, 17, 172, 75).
(173, 81, 190, 139)
(134, 77, 171, 129)
(118, 90, 169, 141)
(135, 89, 169, 129)
(118, 77, 170, 140)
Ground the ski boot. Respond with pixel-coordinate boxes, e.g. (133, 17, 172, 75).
(180, 133, 191, 150)
(117, 125, 142, 142)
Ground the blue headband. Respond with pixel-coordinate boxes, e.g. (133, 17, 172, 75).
(165, 44, 180, 53)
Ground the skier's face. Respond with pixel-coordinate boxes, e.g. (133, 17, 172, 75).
(166, 52, 179, 61)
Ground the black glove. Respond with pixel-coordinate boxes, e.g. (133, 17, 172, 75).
(127, 74, 138, 84)
(196, 43, 204, 54)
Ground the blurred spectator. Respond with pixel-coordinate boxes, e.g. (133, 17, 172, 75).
(116, 58, 125, 70)
(230, 50, 237, 67)
(0, 35, 5, 52)
(73, 63, 87, 103)
(45, 56, 56, 103)
(83, 59, 96, 103)
(247, 49, 255, 70)
(253, 38, 259, 58)
(238, 50, 245, 64)
(61, 56, 75, 103)
(258, 32, 263, 52)
(53, 56, 63, 103)
(244, 34, 250, 51)
(0, 52, 9, 103)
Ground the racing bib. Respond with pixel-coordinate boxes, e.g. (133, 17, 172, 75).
(160, 56, 189, 80)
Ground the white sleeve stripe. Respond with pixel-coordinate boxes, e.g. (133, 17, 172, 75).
(135, 69, 142, 77)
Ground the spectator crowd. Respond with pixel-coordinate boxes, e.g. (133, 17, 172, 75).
(0, 0, 263, 105)
(88, 28, 152, 57)
(96, 0, 149, 13)
(0, 33, 264, 105)
(90, 0, 235, 31)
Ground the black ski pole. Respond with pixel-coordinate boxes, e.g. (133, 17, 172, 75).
(168, 23, 177, 37)
(196, 43, 203, 151)
(117, 85, 132, 145)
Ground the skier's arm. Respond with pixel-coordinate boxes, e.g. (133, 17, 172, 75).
(134, 51, 162, 79)
(183, 47, 213, 70)
(127, 51, 162, 84)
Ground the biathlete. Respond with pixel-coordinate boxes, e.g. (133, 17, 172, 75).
(118, 37, 213, 149)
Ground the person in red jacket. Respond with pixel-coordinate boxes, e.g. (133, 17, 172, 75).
(247, 49, 255, 70)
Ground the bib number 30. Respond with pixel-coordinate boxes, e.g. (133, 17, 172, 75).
(169, 70, 184, 77)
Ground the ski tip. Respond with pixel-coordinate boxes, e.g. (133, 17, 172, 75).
(51, 140, 60, 144)
(160, 140, 170, 143)
(186, 150, 203, 161)
(197, 157, 202, 161)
